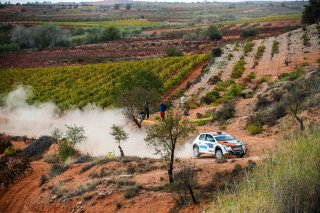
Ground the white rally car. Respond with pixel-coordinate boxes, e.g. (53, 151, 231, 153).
(192, 132, 246, 159)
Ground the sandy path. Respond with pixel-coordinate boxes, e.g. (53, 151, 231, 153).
(0, 161, 50, 213)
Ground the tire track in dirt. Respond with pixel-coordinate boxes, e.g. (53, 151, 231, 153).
(0, 161, 50, 213)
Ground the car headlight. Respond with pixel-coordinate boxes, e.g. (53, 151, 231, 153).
(224, 146, 232, 151)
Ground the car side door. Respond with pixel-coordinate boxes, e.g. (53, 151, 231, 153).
(205, 134, 215, 149)
(198, 134, 206, 152)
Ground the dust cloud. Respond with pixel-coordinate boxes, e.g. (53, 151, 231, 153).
(0, 86, 193, 158)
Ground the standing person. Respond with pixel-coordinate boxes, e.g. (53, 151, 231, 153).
(160, 102, 166, 119)
(180, 95, 186, 108)
(144, 101, 150, 119)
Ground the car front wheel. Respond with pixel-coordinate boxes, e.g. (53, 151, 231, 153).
(215, 149, 224, 159)
(193, 146, 200, 157)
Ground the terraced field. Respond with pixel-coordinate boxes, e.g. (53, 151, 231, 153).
(0, 55, 207, 109)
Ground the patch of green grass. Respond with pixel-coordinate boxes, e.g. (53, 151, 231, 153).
(210, 127, 320, 212)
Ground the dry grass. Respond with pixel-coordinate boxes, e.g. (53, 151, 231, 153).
(210, 126, 320, 212)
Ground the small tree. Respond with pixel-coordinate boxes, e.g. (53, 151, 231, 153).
(110, 125, 128, 157)
(302, 0, 320, 24)
(102, 26, 121, 41)
(65, 124, 86, 147)
(285, 86, 306, 131)
(114, 70, 162, 128)
(145, 111, 195, 183)
(171, 162, 198, 205)
(206, 25, 222, 41)
(51, 124, 86, 161)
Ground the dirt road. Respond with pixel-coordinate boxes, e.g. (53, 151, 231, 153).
(0, 161, 50, 213)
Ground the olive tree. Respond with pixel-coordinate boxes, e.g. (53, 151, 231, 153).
(110, 124, 128, 157)
(114, 70, 162, 128)
(145, 111, 195, 183)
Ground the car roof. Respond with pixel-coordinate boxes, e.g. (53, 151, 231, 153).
(200, 132, 228, 136)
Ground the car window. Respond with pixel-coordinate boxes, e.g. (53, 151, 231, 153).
(206, 134, 215, 142)
(199, 134, 206, 140)
(215, 135, 235, 141)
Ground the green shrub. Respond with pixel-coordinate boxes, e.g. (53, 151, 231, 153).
(0, 139, 13, 154)
(22, 136, 56, 157)
(210, 128, 320, 212)
(102, 26, 121, 41)
(246, 124, 262, 135)
(223, 84, 243, 100)
(165, 46, 183, 57)
(48, 163, 69, 178)
(302, 33, 310, 47)
(254, 45, 265, 60)
(126, 165, 136, 174)
(247, 72, 256, 79)
(124, 186, 140, 199)
(212, 47, 223, 57)
(201, 90, 221, 104)
(271, 40, 279, 57)
(4, 146, 16, 156)
(240, 28, 259, 38)
(17, 25, 71, 50)
(108, 178, 136, 187)
(213, 101, 235, 124)
(227, 53, 233, 60)
(43, 154, 60, 164)
(39, 175, 48, 187)
(243, 41, 255, 56)
(207, 25, 223, 41)
(58, 141, 76, 162)
(116, 202, 123, 209)
(231, 59, 246, 79)
(51, 180, 67, 197)
(215, 80, 236, 91)
(73, 180, 101, 196)
(196, 119, 208, 126)
(259, 75, 271, 82)
(279, 67, 304, 81)
(255, 95, 271, 110)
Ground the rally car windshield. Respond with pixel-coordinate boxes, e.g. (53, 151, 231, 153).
(215, 135, 235, 141)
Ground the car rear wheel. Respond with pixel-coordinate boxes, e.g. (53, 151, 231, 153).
(215, 149, 224, 160)
(193, 146, 200, 157)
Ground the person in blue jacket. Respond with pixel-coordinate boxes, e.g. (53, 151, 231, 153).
(159, 102, 166, 119)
